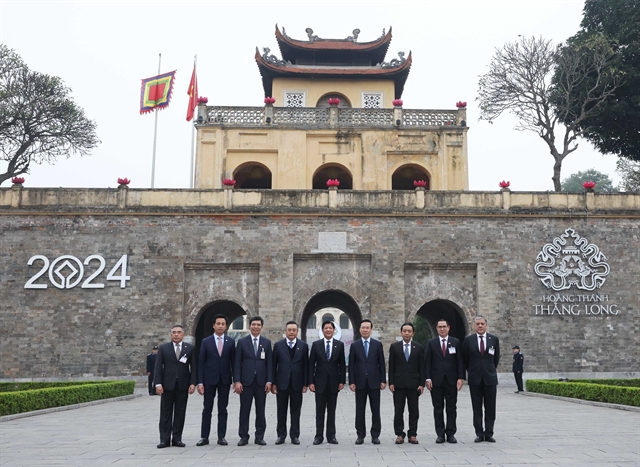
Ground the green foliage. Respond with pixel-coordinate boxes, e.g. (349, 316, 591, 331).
(0, 44, 99, 185)
(526, 379, 640, 406)
(0, 380, 135, 416)
(561, 0, 640, 161)
(412, 315, 433, 347)
(616, 158, 640, 192)
(561, 168, 618, 192)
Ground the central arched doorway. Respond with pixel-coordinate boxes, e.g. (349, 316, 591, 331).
(414, 299, 467, 345)
(300, 290, 363, 350)
(194, 300, 247, 353)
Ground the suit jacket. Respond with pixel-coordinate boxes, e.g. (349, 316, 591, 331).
(198, 333, 235, 386)
(233, 334, 273, 386)
(154, 341, 197, 391)
(146, 353, 156, 374)
(462, 333, 500, 386)
(309, 338, 346, 393)
(348, 338, 386, 389)
(273, 338, 309, 391)
(513, 352, 524, 372)
(388, 340, 425, 389)
(425, 336, 465, 387)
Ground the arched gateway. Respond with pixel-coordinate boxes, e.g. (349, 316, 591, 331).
(300, 290, 362, 342)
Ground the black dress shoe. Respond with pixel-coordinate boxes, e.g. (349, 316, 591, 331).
(217, 438, 228, 445)
(255, 439, 266, 445)
(172, 441, 186, 447)
(372, 437, 380, 445)
(485, 436, 496, 443)
(275, 437, 285, 445)
(238, 438, 249, 446)
(313, 437, 323, 445)
(436, 436, 445, 444)
(327, 438, 339, 444)
(447, 436, 457, 444)
(196, 438, 209, 446)
(291, 437, 300, 445)
(157, 442, 169, 449)
(355, 437, 364, 445)
(474, 435, 484, 443)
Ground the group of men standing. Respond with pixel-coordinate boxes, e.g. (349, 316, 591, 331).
(152, 314, 503, 448)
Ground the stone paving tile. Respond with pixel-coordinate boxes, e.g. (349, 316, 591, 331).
(0, 386, 638, 467)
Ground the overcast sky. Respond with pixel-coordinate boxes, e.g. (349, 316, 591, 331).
(0, 0, 622, 190)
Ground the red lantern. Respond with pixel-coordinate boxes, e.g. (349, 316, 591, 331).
(392, 99, 404, 107)
(413, 180, 427, 187)
(326, 179, 340, 187)
(117, 178, 131, 185)
(11, 176, 25, 184)
(456, 101, 467, 108)
(583, 181, 596, 189)
(499, 180, 510, 188)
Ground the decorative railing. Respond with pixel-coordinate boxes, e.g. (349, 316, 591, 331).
(202, 105, 462, 128)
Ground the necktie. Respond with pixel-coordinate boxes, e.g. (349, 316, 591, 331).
(479, 335, 485, 356)
(217, 337, 223, 356)
(404, 343, 410, 362)
(254, 338, 259, 356)
(442, 339, 447, 357)
(175, 343, 181, 360)
(364, 340, 369, 358)
(288, 341, 294, 349)
(325, 340, 331, 360)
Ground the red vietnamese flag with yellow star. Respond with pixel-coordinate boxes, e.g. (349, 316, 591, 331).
(140, 71, 176, 114)
(186, 65, 198, 121)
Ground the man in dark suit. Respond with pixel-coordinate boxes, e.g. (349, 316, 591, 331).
(272, 320, 309, 445)
(146, 345, 158, 395)
(462, 315, 500, 443)
(425, 318, 464, 444)
(196, 314, 235, 447)
(388, 322, 425, 445)
(154, 325, 197, 448)
(512, 345, 524, 393)
(308, 320, 346, 445)
(349, 319, 386, 445)
(233, 315, 273, 446)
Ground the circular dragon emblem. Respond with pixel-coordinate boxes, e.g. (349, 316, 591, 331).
(534, 228, 609, 291)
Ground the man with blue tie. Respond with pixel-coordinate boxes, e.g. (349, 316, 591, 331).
(233, 316, 273, 446)
(348, 319, 386, 445)
(309, 320, 346, 445)
(196, 314, 235, 447)
(272, 321, 309, 445)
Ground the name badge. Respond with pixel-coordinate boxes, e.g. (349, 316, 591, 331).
(179, 355, 188, 363)
(260, 350, 266, 360)
(488, 348, 495, 356)
(448, 347, 456, 354)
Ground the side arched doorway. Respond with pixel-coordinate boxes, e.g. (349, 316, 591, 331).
(194, 300, 246, 353)
(300, 290, 363, 344)
(415, 299, 467, 344)
(312, 164, 353, 189)
(391, 164, 430, 190)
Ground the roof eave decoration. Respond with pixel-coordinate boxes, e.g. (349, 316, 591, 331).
(255, 48, 412, 98)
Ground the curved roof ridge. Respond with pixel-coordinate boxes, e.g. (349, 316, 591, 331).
(275, 25, 392, 55)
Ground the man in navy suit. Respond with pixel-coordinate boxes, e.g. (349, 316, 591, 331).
(348, 319, 386, 445)
(309, 320, 346, 445)
(425, 318, 464, 444)
(388, 322, 425, 445)
(233, 315, 273, 446)
(272, 320, 309, 445)
(196, 314, 235, 447)
(154, 325, 197, 449)
(462, 315, 500, 443)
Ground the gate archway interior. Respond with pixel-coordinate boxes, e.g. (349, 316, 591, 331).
(195, 300, 246, 353)
(392, 164, 430, 190)
(312, 164, 353, 189)
(300, 290, 362, 341)
(415, 299, 467, 343)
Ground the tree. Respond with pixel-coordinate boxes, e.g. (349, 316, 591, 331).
(0, 45, 99, 185)
(561, 0, 640, 162)
(477, 36, 622, 191)
(616, 158, 640, 192)
(561, 168, 617, 192)
(412, 315, 433, 347)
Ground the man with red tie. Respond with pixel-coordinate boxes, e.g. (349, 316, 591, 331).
(462, 316, 500, 443)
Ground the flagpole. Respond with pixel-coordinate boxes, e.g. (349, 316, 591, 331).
(189, 55, 197, 189)
(151, 53, 161, 188)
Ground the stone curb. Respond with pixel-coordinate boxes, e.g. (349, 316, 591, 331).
(521, 390, 640, 412)
(0, 393, 142, 423)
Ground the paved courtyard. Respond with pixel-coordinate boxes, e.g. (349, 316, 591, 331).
(1, 386, 638, 466)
